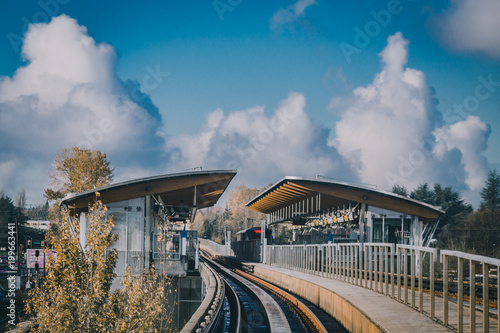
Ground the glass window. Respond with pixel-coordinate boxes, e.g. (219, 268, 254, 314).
(109, 212, 127, 251)
(127, 213, 141, 251)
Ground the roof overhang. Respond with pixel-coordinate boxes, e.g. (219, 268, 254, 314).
(246, 177, 444, 222)
(61, 170, 237, 215)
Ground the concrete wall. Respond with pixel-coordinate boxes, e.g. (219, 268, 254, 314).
(252, 265, 383, 333)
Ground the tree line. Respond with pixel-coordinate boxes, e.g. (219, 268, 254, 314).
(392, 169, 500, 257)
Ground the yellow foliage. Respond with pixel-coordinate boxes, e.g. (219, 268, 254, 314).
(226, 184, 267, 234)
(44, 147, 114, 201)
(27, 200, 171, 332)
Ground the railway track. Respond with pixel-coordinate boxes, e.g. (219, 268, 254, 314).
(200, 250, 347, 333)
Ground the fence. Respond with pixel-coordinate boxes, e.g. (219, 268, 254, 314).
(199, 238, 230, 256)
(266, 243, 500, 333)
(232, 239, 262, 262)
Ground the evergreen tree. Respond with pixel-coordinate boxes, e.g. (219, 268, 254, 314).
(409, 183, 435, 205)
(392, 184, 408, 197)
(0, 194, 27, 244)
(480, 169, 500, 212)
(433, 184, 472, 228)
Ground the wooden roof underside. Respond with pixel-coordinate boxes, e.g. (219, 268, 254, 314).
(247, 178, 443, 221)
(61, 170, 237, 215)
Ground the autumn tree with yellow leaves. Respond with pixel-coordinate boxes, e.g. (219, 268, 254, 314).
(44, 147, 114, 201)
(226, 184, 268, 238)
(27, 200, 169, 332)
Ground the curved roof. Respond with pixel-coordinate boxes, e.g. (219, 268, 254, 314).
(61, 170, 237, 214)
(246, 177, 444, 221)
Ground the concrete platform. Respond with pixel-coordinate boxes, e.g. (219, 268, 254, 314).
(251, 263, 452, 333)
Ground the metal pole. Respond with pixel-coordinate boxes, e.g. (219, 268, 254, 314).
(382, 215, 385, 243)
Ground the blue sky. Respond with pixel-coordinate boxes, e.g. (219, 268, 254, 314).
(0, 0, 499, 207)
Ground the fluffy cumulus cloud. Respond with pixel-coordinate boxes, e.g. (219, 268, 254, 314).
(166, 92, 355, 185)
(270, 0, 316, 31)
(0, 15, 165, 201)
(332, 33, 491, 202)
(1, 15, 493, 207)
(434, 116, 491, 190)
(431, 0, 500, 58)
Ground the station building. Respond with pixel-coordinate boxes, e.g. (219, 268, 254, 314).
(60, 169, 236, 329)
(246, 176, 444, 248)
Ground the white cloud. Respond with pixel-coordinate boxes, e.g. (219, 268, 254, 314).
(332, 32, 491, 203)
(166, 92, 354, 185)
(434, 116, 490, 191)
(0, 15, 165, 201)
(270, 0, 316, 31)
(431, 0, 500, 59)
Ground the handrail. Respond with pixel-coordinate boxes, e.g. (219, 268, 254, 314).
(265, 242, 499, 333)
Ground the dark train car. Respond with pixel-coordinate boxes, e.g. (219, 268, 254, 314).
(236, 227, 272, 242)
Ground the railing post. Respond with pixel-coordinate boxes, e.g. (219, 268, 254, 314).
(314, 245, 317, 275)
(385, 246, 389, 295)
(326, 245, 330, 278)
(348, 245, 352, 282)
(327, 244, 331, 278)
(419, 250, 423, 312)
(323, 245, 327, 277)
(307, 246, 310, 274)
(411, 248, 416, 308)
(346, 245, 349, 283)
(341, 245, 345, 281)
(444, 254, 449, 326)
(335, 244, 338, 280)
(482, 263, 489, 333)
(303, 245, 306, 272)
(351, 245, 355, 284)
(397, 246, 402, 301)
(391, 246, 395, 298)
(404, 248, 408, 305)
(356, 245, 360, 286)
(470, 260, 475, 333)
(368, 245, 372, 290)
(378, 246, 383, 293)
(308, 245, 310, 273)
(304, 245, 307, 273)
(458, 257, 463, 332)
(430, 251, 435, 319)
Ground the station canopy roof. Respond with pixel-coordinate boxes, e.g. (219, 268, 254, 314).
(246, 177, 444, 221)
(61, 170, 237, 215)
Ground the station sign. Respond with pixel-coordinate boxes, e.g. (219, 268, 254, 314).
(26, 249, 57, 269)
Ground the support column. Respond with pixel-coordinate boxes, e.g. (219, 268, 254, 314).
(144, 195, 151, 270)
(261, 218, 268, 264)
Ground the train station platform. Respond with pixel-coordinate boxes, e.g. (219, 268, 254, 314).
(250, 262, 452, 332)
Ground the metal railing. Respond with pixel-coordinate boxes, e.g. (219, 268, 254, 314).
(266, 243, 500, 333)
